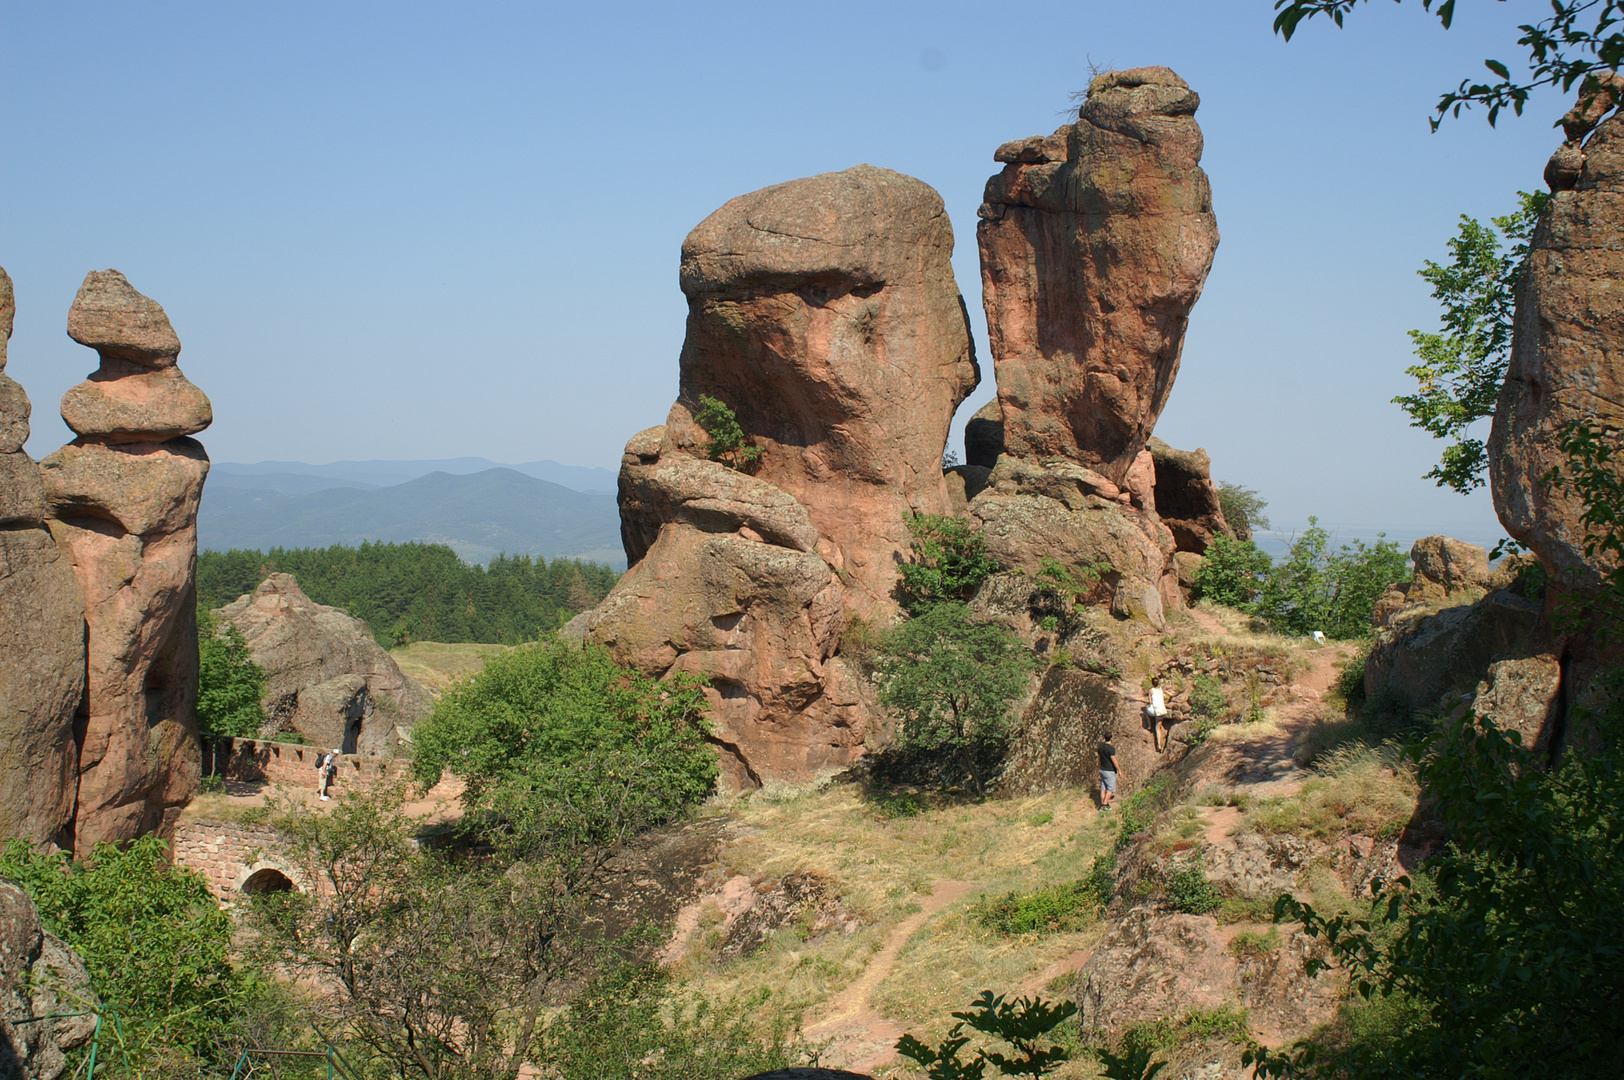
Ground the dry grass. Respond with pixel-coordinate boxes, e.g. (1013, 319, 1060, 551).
(389, 641, 511, 696)
(669, 783, 1116, 1049)
(1245, 742, 1419, 841)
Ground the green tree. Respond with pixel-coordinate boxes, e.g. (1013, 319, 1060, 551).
(877, 602, 1037, 795)
(409, 638, 716, 828)
(1216, 481, 1270, 537)
(693, 394, 764, 471)
(897, 513, 1003, 612)
(0, 836, 248, 1066)
(196, 607, 268, 738)
(1253, 519, 1407, 640)
(1274, 0, 1624, 128)
(1393, 192, 1547, 493)
(1192, 535, 1274, 611)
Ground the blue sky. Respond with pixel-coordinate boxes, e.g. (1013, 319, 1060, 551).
(0, 2, 1577, 551)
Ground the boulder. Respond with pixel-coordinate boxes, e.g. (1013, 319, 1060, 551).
(1490, 109, 1624, 589)
(963, 399, 1004, 469)
(40, 272, 211, 849)
(662, 164, 979, 613)
(0, 266, 85, 849)
(215, 574, 431, 757)
(1364, 587, 1542, 716)
(999, 667, 1170, 797)
(1472, 654, 1563, 755)
(977, 67, 1219, 484)
(1369, 536, 1494, 631)
(1146, 437, 1233, 554)
(0, 880, 98, 1079)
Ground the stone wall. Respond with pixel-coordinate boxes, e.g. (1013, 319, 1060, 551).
(172, 818, 303, 902)
(201, 736, 403, 789)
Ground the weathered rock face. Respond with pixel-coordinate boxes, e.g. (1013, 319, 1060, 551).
(1491, 111, 1624, 589)
(1365, 587, 1542, 717)
(977, 67, 1219, 484)
(1146, 437, 1232, 554)
(0, 880, 98, 1079)
(1370, 535, 1497, 631)
(215, 574, 431, 757)
(662, 164, 979, 612)
(0, 267, 85, 849)
(40, 271, 210, 849)
(578, 167, 975, 787)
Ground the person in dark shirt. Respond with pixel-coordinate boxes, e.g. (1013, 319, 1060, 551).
(1098, 738, 1120, 809)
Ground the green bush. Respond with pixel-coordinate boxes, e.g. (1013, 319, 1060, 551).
(1254, 520, 1408, 640)
(876, 791, 927, 819)
(196, 608, 268, 738)
(1115, 772, 1176, 849)
(1194, 535, 1273, 610)
(1163, 864, 1221, 915)
(897, 514, 1002, 611)
(1188, 673, 1227, 719)
(542, 962, 808, 1080)
(972, 880, 1100, 936)
(0, 836, 247, 1060)
(410, 638, 717, 840)
(694, 394, 764, 472)
(1084, 852, 1118, 908)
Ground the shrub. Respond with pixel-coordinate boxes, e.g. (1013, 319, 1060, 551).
(897, 991, 1078, 1080)
(897, 514, 1002, 611)
(1253, 519, 1408, 640)
(1163, 863, 1221, 915)
(1188, 672, 1228, 719)
(1193, 535, 1273, 610)
(410, 638, 717, 837)
(1115, 772, 1177, 848)
(972, 880, 1100, 935)
(875, 791, 927, 819)
(694, 394, 764, 471)
(196, 608, 268, 738)
(1084, 852, 1118, 908)
(877, 602, 1037, 795)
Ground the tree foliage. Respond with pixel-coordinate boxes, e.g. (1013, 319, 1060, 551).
(197, 541, 618, 647)
(897, 991, 1079, 1080)
(693, 394, 764, 472)
(1193, 535, 1275, 611)
(196, 607, 268, 737)
(1395, 192, 1547, 493)
(409, 638, 716, 830)
(0, 836, 247, 1063)
(877, 602, 1037, 795)
(897, 513, 1003, 612)
(1216, 481, 1270, 536)
(1254, 519, 1408, 639)
(1274, 0, 1624, 128)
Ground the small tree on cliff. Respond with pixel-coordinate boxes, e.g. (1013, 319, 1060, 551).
(694, 394, 764, 472)
(896, 513, 1002, 612)
(877, 602, 1037, 796)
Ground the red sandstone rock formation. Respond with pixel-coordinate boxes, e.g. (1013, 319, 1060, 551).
(40, 271, 210, 848)
(575, 166, 977, 786)
(1491, 110, 1624, 590)
(0, 266, 85, 848)
(215, 573, 431, 757)
(977, 67, 1219, 484)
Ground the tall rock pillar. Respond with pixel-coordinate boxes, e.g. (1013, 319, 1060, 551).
(40, 271, 212, 848)
(0, 267, 85, 847)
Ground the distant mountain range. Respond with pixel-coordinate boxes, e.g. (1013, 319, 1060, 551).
(201, 458, 624, 567)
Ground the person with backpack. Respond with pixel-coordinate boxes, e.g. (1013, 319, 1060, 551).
(315, 749, 338, 801)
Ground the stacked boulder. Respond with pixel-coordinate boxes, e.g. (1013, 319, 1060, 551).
(0, 267, 85, 848)
(40, 271, 211, 848)
(968, 66, 1225, 628)
(572, 165, 980, 786)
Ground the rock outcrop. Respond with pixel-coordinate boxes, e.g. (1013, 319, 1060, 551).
(962, 67, 1221, 631)
(0, 267, 85, 849)
(1491, 107, 1624, 590)
(575, 166, 977, 786)
(40, 271, 210, 849)
(215, 573, 431, 757)
(0, 880, 98, 1079)
(977, 66, 1219, 483)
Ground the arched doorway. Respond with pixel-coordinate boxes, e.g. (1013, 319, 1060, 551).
(240, 866, 296, 896)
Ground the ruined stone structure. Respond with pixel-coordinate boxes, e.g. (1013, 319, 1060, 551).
(0, 267, 85, 848)
(40, 271, 211, 849)
(572, 165, 979, 786)
(172, 817, 305, 902)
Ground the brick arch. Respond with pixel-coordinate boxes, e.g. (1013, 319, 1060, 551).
(235, 861, 303, 895)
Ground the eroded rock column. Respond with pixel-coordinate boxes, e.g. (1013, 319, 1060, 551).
(575, 166, 978, 787)
(0, 267, 85, 847)
(41, 271, 212, 848)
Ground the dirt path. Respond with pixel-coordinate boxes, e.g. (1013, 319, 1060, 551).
(1192, 645, 1349, 798)
(804, 879, 972, 1071)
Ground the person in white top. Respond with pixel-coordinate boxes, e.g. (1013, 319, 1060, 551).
(1146, 677, 1170, 752)
(316, 750, 338, 801)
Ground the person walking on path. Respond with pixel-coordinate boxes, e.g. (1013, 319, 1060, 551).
(316, 749, 338, 801)
(1146, 677, 1171, 753)
(1098, 738, 1120, 810)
